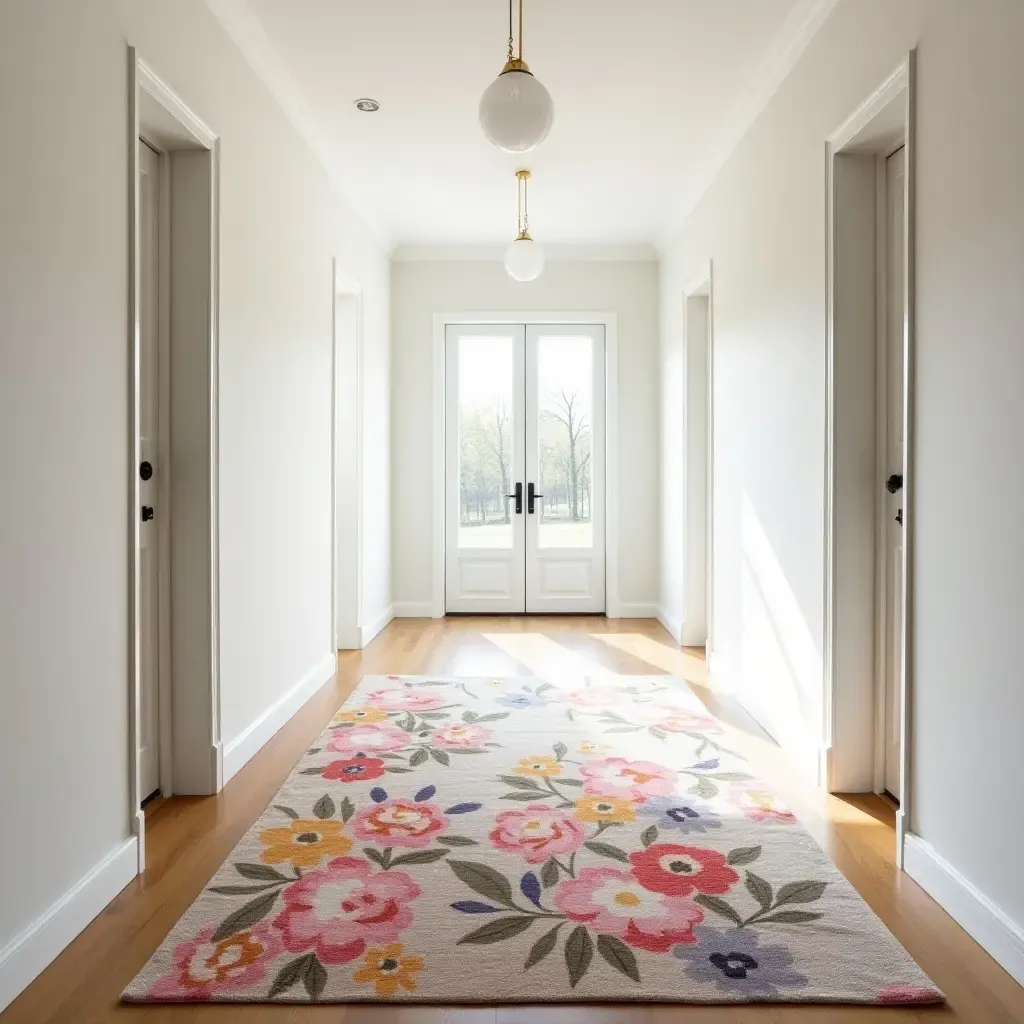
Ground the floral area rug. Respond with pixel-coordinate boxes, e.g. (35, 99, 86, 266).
(123, 675, 942, 1006)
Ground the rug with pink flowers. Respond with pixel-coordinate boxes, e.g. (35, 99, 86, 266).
(123, 675, 941, 1006)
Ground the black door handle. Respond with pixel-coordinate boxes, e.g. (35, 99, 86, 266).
(139, 460, 153, 481)
(141, 505, 155, 522)
(506, 482, 522, 515)
(528, 482, 543, 515)
(886, 473, 903, 494)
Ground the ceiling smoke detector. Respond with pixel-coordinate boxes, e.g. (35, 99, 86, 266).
(354, 97, 380, 112)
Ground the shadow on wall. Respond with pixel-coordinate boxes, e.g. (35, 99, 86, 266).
(737, 491, 823, 757)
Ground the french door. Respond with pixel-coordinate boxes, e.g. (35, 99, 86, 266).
(445, 323, 606, 613)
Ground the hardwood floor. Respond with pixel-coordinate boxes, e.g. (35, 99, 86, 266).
(4, 617, 1021, 1022)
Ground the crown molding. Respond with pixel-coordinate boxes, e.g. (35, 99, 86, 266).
(657, 0, 840, 253)
(204, 0, 393, 253)
(391, 243, 658, 263)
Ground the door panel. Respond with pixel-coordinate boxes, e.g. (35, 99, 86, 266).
(526, 325, 606, 612)
(139, 140, 161, 799)
(883, 146, 905, 801)
(445, 325, 526, 612)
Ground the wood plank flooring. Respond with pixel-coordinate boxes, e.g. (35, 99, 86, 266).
(3, 617, 1021, 1022)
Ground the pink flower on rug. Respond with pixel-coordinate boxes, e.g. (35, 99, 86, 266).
(321, 756, 387, 782)
(629, 843, 739, 897)
(554, 867, 704, 951)
(327, 723, 410, 755)
(579, 757, 676, 802)
(364, 688, 446, 712)
(730, 784, 797, 824)
(489, 804, 587, 864)
(647, 704, 718, 733)
(274, 856, 419, 965)
(352, 799, 449, 848)
(431, 723, 492, 748)
(877, 983, 943, 1004)
(562, 686, 624, 709)
(147, 922, 283, 999)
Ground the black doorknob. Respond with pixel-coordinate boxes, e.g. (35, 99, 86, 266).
(139, 460, 153, 481)
(885, 473, 903, 494)
(141, 505, 155, 522)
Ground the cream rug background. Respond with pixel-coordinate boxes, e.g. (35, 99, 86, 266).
(124, 674, 941, 1005)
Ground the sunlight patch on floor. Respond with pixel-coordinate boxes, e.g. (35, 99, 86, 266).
(481, 632, 621, 684)
(591, 632, 708, 686)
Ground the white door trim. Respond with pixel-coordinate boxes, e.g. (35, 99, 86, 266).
(430, 311, 619, 618)
(128, 48, 222, 867)
(823, 52, 916, 863)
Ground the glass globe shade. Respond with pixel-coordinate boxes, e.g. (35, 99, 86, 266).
(479, 70, 554, 153)
(504, 237, 546, 282)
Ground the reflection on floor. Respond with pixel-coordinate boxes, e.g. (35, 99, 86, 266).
(3, 617, 1021, 1023)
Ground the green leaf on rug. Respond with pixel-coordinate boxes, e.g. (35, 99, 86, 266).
(339, 796, 355, 823)
(209, 883, 286, 896)
(499, 774, 544, 790)
(458, 916, 535, 945)
(640, 825, 659, 848)
(390, 849, 450, 866)
(211, 890, 279, 942)
(386, 766, 413, 773)
(501, 791, 555, 802)
(306, 747, 322, 755)
(758, 910, 824, 924)
(273, 804, 299, 819)
(449, 860, 515, 907)
(269, 954, 312, 998)
(304, 954, 328, 1000)
(584, 841, 629, 863)
(235, 863, 290, 882)
(462, 709, 479, 723)
(364, 847, 390, 869)
(695, 893, 743, 925)
(727, 845, 762, 866)
(541, 858, 560, 888)
(553, 741, 568, 760)
(299, 767, 323, 776)
(597, 934, 640, 983)
(709, 771, 754, 781)
(565, 925, 594, 988)
(525, 924, 561, 969)
(688, 776, 717, 799)
(313, 794, 335, 820)
(417, 711, 449, 719)
(437, 835, 478, 846)
(775, 880, 827, 905)
(473, 712, 510, 723)
(649, 727, 667, 740)
(409, 747, 429, 767)
(446, 747, 489, 754)
(556, 778, 583, 787)
(745, 871, 773, 911)
(603, 726, 644, 734)
(429, 748, 451, 766)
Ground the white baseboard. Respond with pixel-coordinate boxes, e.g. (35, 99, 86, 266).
(706, 651, 736, 692)
(359, 605, 394, 647)
(611, 601, 660, 619)
(680, 623, 707, 648)
(0, 836, 138, 1013)
(656, 606, 684, 645)
(392, 601, 436, 618)
(222, 652, 336, 784)
(904, 832, 1024, 987)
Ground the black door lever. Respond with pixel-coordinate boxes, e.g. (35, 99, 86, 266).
(528, 482, 543, 515)
(506, 482, 523, 515)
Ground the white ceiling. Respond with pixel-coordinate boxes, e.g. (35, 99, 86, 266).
(232, 0, 810, 249)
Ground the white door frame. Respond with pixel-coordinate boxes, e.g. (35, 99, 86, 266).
(128, 49, 222, 868)
(682, 265, 714, 650)
(431, 312, 619, 617)
(824, 52, 916, 863)
(331, 264, 364, 649)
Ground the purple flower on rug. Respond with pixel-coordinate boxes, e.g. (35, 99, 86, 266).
(497, 692, 549, 709)
(637, 796, 722, 835)
(673, 926, 808, 996)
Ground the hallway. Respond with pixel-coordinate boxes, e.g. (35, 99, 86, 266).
(3, 618, 1019, 1022)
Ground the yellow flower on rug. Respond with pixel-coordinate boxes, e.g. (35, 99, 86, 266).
(353, 944, 423, 995)
(513, 755, 562, 777)
(332, 706, 388, 724)
(258, 819, 351, 868)
(574, 795, 636, 823)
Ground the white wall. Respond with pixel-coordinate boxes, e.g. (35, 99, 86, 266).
(659, 0, 1024, 953)
(0, 0, 388, 999)
(391, 258, 659, 614)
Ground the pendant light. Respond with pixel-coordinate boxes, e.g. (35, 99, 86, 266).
(504, 169, 545, 282)
(479, 0, 554, 153)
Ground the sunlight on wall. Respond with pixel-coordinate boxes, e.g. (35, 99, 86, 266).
(739, 492, 823, 762)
